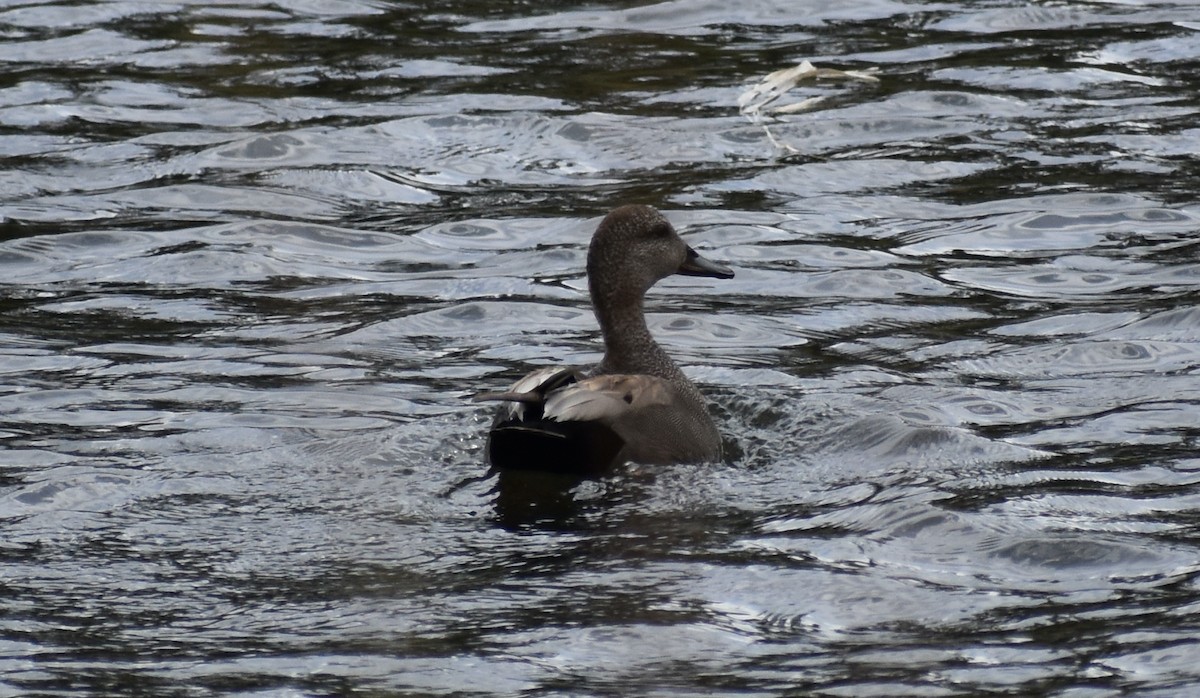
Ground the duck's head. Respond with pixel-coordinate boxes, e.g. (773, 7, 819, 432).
(587, 205, 733, 303)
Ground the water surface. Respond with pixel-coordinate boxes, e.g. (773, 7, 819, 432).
(3, 1, 1200, 696)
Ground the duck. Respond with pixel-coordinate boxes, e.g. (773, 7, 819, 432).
(475, 204, 734, 474)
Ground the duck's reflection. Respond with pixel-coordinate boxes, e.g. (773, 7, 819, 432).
(490, 468, 589, 529)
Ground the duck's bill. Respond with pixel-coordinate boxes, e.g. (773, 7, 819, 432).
(678, 247, 734, 279)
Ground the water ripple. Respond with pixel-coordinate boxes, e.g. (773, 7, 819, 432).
(943, 256, 1197, 299)
(955, 340, 1200, 379)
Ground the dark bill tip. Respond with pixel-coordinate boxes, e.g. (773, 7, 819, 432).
(678, 246, 734, 279)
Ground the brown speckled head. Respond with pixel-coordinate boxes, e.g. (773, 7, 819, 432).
(587, 205, 732, 308)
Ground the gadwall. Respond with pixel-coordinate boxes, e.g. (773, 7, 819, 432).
(476, 205, 734, 474)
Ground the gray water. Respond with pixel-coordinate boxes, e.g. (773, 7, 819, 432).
(3, 1, 1200, 696)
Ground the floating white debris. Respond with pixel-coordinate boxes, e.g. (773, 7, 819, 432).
(738, 60, 879, 154)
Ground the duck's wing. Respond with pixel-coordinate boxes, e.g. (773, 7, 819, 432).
(542, 374, 674, 423)
(474, 367, 582, 420)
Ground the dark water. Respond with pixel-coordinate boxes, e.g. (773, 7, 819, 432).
(3, 1, 1200, 695)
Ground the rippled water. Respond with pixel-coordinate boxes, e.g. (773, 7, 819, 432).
(3, 1, 1200, 695)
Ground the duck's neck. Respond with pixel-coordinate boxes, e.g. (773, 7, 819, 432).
(592, 290, 683, 380)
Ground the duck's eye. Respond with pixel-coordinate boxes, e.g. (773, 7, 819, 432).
(649, 222, 673, 238)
